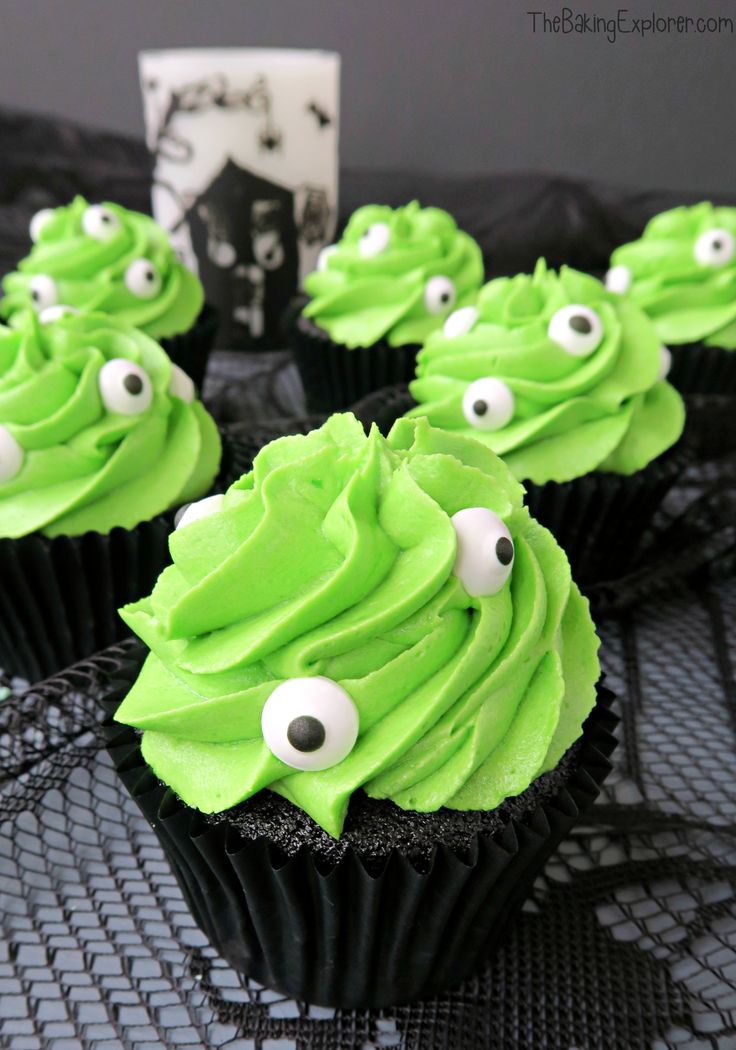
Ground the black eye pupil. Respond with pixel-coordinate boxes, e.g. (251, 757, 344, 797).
(31, 289, 39, 302)
(440, 292, 450, 303)
(496, 536, 514, 566)
(102, 214, 110, 223)
(123, 374, 144, 395)
(472, 399, 488, 417)
(145, 269, 155, 282)
(569, 314, 592, 334)
(287, 715, 326, 753)
(713, 239, 723, 251)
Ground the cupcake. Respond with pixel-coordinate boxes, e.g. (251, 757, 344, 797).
(357, 260, 687, 586)
(1, 197, 216, 388)
(606, 203, 736, 396)
(290, 201, 484, 412)
(0, 311, 222, 682)
(107, 412, 616, 1008)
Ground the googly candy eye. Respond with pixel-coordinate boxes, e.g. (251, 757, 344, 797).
(0, 425, 24, 483)
(168, 363, 195, 404)
(29, 209, 54, 243)
(462, 377, 514, 432)
(358, 222, 391, 258)
(694, 228, 735, 267)
(124, 259, 162, 300)
(82, 205, 121, 241)
(28, 274, 59, 311)
(443, 305, 479, 338)
(424, 275, 457, 315)
(604, 265, 632, 295)
(261, 677, 360, 772)
(316, 244, 337, 271)
(38, 304, 80, 323)
(547, 304, 604, 357)
(98, 359, 153, 415)
(451, 507, 514, 597)
(175, 493, 225, 530)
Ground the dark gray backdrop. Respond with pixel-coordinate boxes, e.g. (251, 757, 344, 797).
(0, 0, 733, 193)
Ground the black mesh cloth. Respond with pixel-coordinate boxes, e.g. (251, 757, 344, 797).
(1, 106, 736, 1048)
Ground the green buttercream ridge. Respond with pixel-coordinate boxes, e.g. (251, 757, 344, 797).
(1, 196, 203, 339)
(302, 201, 484, 348)
(0, 312, 221, 538)
(610, 202, 736, 348)
(116, 413, 600, 839)
(408, 260, 685, 485)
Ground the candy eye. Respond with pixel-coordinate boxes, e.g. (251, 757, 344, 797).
(548, 304, 603, 357)
(29, 209, 54, 244)
(451, 507, 514, 597)
(39, 304, 79, 324)
(124, 259, 162, 299)
(261, 677, 359, 772)
(0, 425, 24, 483)
(694, 228, 735, 267)
(169, 363, 195, 403)
(316, 244, 337, 271)
(253, 231, 284, 271)
(424, 276, 457, 315)
(605, 265, 632, 295)
(175, 493, 224, 530)
(29, 274, 59, 311)
(443, 305, 479, 338)
(658, 344, 672, 381)
(462, 377, 514, 431)
(98, 359, 153, 415)
(358, 222, 390, 258)
(82, 204, 121, 241)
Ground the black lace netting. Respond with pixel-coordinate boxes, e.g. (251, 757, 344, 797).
(1, 106, 736, 1048)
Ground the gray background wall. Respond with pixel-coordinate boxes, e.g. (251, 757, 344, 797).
(0, 0, 733, 193)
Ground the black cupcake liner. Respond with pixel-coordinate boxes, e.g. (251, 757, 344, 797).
(667, 340, 736, 397)
(0, 427, 253, 684)
(160, 303, 219, 392)
(286, 296, 419, 414)
(666, 343, 736, 459)
(102, 648, 617, 1009)
(352, 385, 691, 591)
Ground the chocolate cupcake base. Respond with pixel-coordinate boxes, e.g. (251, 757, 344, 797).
(352, 385, 691, 590)
(287, 297, 419, 414)
(103, 649, 617, 1010)
(0, 427, 253, 683)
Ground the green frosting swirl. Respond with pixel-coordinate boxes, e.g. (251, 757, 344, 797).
(1, 197, 203, 339)
(302, 201, 484, 348)
(609, 203, 736, 348)
(116, 413, 600, 839)
(0, 313, 221, 538)
(408, 261, 685, 485)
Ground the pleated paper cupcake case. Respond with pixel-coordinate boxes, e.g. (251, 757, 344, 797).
(351, 384, 694, 593)
(102, 654, 617, 1010)
(0, 425, 255, 684)
(668, 341, 736, 397)
(287, 297, 419, 414)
